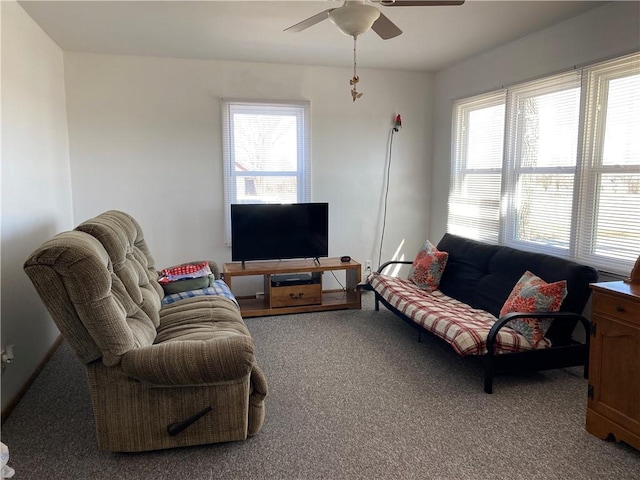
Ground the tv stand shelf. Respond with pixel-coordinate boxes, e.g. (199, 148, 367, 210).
(223, 258, 362, 317)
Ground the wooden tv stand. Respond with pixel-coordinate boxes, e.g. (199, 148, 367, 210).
(223, 257, 362, 317)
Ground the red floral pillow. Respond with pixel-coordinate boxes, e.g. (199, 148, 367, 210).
(408, 240, 449, 292)
(500, 271, 567, 347)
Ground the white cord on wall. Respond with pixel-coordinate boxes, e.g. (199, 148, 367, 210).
(377, 123, 399, 269)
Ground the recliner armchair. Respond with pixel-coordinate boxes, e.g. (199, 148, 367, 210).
(24, 210, 267, 452)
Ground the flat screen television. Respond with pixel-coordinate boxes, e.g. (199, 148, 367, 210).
(231, 203, 329, 262)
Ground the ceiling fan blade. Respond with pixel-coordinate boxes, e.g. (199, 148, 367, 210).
(284, 9, 335, 33)
(371, 12, 402, 40)
(380, 1, 465, 6)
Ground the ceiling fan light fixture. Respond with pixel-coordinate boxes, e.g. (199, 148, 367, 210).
(329, 4, 381, 37)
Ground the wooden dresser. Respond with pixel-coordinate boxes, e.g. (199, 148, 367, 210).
(587, 281, 640, 450)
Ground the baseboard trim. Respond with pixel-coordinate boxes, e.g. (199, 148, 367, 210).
(1, 335, 64, 425)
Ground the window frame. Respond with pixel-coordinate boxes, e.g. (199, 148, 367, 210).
(221, 99, 311, 245)
(501, 70, 582, 255)
(449, 90, 506, 244)
(575, 55, 640, 273)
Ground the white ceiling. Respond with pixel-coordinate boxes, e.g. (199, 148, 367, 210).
(19, 0, 608, 72)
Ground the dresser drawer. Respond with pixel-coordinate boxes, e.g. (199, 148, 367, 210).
(270, 284, 322, 308)
(593, 293, 640, 324)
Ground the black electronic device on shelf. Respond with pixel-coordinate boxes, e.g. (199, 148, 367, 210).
(270, 273, 318, 287)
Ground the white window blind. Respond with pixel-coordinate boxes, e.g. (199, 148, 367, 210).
(448, 52, 640, 276)
(449, 91, 506, 243)
(221, 99, 311, 244)
(576, 54, 640, 273)
(503, 71, 582, 254)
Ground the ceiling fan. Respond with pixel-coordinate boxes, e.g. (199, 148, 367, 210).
(285, 0, 465, 40)
(285, 1, 465, 102)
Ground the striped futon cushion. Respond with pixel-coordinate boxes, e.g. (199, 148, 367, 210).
(369, 273, 551, 356)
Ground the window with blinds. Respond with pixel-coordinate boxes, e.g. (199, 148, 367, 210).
(449, 52, 640, 276)
(503, 71, 582, 253)
(577, 55, 640, 273)
(221, 99, 311, 244)
(449, 91, 505, 243)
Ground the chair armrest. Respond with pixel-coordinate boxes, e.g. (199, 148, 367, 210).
(206, 261, 221, 280)
(377, 260, 413, 274)
(249, 365, 268, 405)
(487, 311, 590, 352)
(120, 335, 255, 385)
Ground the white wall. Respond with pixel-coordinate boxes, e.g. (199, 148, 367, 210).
(63, 53, 433, 293)
(430, 1, 640, 241)
(1, 1, 73, 409)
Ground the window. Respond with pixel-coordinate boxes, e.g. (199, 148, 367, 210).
(449, 52, 640, 275)
(222, 99, 311, 244)
(577, 55, 640, 273)
(503, 71, 582, 253)
(449, 91, 505, 243)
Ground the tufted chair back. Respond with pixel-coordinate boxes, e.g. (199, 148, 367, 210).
(24, 211, 164, 366)
(75, 210, 163, 328)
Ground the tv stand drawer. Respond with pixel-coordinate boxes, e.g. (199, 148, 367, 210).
(270, 284, 322, 308)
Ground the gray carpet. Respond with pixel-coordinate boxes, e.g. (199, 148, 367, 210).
(2, 292, 639, 479)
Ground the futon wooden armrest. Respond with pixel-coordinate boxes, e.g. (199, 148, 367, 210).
(377, 260, 413, 274)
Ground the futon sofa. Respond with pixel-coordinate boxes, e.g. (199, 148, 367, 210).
(24, 210, 267, 452)
(368, 233, 599, 393)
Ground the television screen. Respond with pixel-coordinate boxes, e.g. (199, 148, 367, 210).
(231, 203, 329, 262)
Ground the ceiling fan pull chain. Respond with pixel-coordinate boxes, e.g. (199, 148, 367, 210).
(350, 35, 363, 102)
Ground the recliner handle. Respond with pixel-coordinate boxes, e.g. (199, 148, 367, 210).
(166, 405, 213, 436)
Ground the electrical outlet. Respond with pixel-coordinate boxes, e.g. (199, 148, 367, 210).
(1, 345, 15, 371)
(365, 260, 372, 274)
